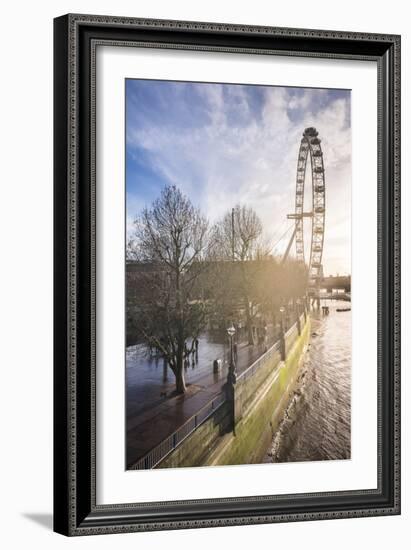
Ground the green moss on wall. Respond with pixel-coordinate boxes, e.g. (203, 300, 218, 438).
(157, 317, 310, 469)
(208, 317, 311, 466)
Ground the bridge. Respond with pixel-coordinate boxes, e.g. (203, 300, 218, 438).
(320, 275, 351, 292)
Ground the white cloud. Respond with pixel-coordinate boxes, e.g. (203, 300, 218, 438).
(127, 85, 351, 275)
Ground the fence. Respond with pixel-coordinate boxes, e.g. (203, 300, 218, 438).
(237, 340, 281, 383)
(131, 391, 226, 470)
(131, 311, 307, 469)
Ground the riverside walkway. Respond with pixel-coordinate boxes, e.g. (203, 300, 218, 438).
(126, 329, 277, 468)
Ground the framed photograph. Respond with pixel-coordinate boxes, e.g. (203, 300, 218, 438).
(53, 14, 400, 536)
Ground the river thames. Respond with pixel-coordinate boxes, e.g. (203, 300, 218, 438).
(264, 300, 351, 463)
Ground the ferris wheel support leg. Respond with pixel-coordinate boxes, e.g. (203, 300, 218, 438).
(281, 224, 298, 264)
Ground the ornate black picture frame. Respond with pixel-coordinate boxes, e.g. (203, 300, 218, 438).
(53, 13, 400, 536)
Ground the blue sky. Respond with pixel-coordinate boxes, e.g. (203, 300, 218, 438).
(126, 79, 351, 275)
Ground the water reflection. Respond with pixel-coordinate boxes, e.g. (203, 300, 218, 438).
(126, 334, 228, 419)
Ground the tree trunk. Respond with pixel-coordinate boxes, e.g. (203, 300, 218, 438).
(174, 267, 186, 394)
(175, 363, 186, 394)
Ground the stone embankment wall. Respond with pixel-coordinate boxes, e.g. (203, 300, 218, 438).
(158, 315, 310, 468)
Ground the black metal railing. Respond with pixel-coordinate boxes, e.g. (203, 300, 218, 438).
(131, 312, 307, 470)
(131, 391, 226, 470)
(237, 340, 281, 383)
(285, 322, 298, 339)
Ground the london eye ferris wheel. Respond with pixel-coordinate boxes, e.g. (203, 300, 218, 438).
(282, 127, 325, 296)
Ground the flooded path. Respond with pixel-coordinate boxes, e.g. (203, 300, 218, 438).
(126, 327, 277, 466)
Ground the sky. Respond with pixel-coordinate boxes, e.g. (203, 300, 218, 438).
(126, 79, 351, 276)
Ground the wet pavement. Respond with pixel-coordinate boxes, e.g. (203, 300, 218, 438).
(126, 329, 277, 467)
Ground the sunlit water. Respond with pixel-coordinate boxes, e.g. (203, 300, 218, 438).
(264, 300, 351, 463)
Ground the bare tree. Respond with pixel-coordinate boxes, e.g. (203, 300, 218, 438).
(128, 185, 209, 394)
(210, 205, 269, 345)
(211, 205, 265, 262)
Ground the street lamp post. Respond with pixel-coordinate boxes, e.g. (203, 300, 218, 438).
(227, 323, 237, 385)
(279, 306, 285, 333)
(279, 306, 286, 361)
(225, 323, 237, 434)
(296, 298, 302, 335)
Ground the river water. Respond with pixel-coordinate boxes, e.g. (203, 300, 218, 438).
(264, 300, 351, 463)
